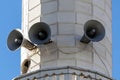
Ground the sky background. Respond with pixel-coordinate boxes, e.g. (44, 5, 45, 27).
(0, 0, 119, 80)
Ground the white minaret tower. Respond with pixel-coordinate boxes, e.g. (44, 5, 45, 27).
(10, 0, 112, 80)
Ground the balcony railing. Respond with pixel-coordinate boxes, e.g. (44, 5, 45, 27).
(14, 66, 113, 80)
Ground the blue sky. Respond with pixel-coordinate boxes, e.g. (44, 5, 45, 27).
(0, 0, 120, 80)
(0, 0, 21, 79)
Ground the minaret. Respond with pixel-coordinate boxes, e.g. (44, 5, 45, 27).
(11, 0, 112, 80)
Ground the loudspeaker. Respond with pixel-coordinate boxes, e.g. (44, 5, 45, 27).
(80, 20, 105, 43)
(7, 29, 36, 51)
(21, 59, 31, 74)
(28, 22, 51, 45)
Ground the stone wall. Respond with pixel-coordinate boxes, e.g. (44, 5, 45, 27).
(21, 0, 112, 78)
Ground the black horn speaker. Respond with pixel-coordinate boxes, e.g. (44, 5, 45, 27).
(28, 22, 51, 45)
(80, 20, 105, 43)
(7, 29, 36, 51)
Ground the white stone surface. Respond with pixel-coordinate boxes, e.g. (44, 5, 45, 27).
(20, 0, 112, 79)
(49, 24, 58, 36)
(59, 0, 75, 11)
(105, 0, 112, 19)
(29, 0, 40, 10)
(75, 0, 92, 14)
(41, 1, 57, 14)
(75, 24, 84, 37)
(57, 59, 76, 67)
(57, 35, 75, 47)
(58, 23, 75, 35)
(40, 12, 57, 24)
(29, 16, 40, 28)
(58, 12, 75, 23)
(93, 6, 105, 22)
(93, 43, 106, 59)
(41, 60, 57, 69)
(29, 5, 41, 22)
(76, 60, 93, 70)
(93, 0, 105, 10)
(76, 13, 91, 25)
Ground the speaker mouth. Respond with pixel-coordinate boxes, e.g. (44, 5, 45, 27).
(7, 29, 23, 51)
(86, 28, 96, 38)
(36, 30, 48, 40)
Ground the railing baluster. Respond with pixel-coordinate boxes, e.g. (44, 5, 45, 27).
(59, 74, 64, 80)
